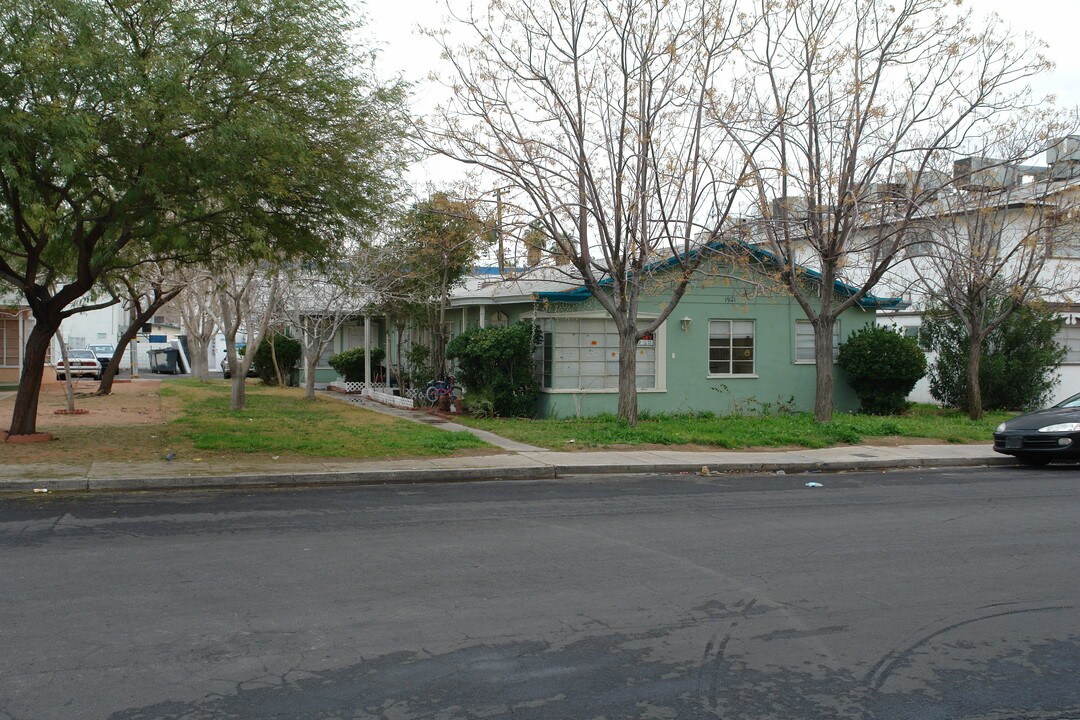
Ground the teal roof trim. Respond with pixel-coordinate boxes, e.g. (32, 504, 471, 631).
(533, 240, 905, 310)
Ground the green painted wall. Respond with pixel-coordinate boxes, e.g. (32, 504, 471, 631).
(330, 275, 880, 417)
(505, 278, 875, 418)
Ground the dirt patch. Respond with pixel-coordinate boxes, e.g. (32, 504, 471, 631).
(0, 381, 170, 464)
(0, 380, 166, 429)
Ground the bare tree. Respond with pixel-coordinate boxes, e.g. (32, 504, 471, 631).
(213, 264, 280, 411)
(276, 266, 368, 399)
(728, 0, 1054, 421)
(174, 268, 219, 382)
(904, 155, 1080, 419)
(426, 0, 753, 424)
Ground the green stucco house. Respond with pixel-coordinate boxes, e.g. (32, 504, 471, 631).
(351, 248, 903, 417)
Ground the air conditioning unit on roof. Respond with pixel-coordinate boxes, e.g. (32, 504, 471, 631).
(953, 157, 1018, 192)
(1046, 136, 1080, 166)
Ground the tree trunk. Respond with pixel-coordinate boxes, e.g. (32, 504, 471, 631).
(188, 335, 211, 381)
(270, 335, 284, 386)
(435, 282, 449, 379)
(224, 337, 246, 410)
(616, 327, 639, 425)
(305, 360, 317, 399)
(98, 290, 181, 395)
(99, 321, 145, 395)
(55, 329, 76, 413)
(813, 317, 835, 422)
(7, 321, 56, 436)
(966, 335, 984, 420)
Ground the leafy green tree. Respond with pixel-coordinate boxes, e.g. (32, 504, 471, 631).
(389, 193, 491, 379)
(837, 325, 927, 415)
(253, 333, 302, 387)
(922, 302, 1064, 412)
(0, 0, 405, 435)
(447, 322, 540, 417)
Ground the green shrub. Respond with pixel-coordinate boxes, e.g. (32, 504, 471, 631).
(253, 333, 302, 386)
(447, 321, 540, 417)
(837, 325, 926, 415)
(921, 301, 1063, 412)
(328, 346, 386, 382)
(404, 344, 432, 389)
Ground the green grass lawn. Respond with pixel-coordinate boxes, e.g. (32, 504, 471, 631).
(160, 380, 491, 459)
(455, 404, 1008, 451)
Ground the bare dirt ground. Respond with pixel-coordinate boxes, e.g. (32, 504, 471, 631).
(0, 381, 173, 464)
(1, 380, 168, 428)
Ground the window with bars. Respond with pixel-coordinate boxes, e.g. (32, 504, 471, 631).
(795, 320, 839, 363)
(1057, 324, 1080, 364)
(708, 320, 755, 376)
(535, 318, 656, 390)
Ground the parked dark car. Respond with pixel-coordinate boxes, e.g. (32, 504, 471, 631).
(993, 392, 1080, 466)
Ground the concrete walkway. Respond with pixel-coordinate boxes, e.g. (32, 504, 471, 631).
(325, 392, 546, 452)
(0, 389, 1016, 493)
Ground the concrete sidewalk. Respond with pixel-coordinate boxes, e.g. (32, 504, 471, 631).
(0, 441, 1013, 494)
(0, 390, 1015, 493)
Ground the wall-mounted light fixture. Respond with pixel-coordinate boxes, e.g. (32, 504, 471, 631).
(680, 316, 692, 333)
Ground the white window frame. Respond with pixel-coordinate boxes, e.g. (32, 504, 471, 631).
(707, 319, 756, 378)
(795, 320, 840, 364)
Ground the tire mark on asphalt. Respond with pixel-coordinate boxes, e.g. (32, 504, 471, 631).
(861, 602, 1078, 718)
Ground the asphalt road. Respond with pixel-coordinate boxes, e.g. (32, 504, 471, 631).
(1, 466, 1077, 720)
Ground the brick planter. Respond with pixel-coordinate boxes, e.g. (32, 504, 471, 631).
(2, 431, 55, 443)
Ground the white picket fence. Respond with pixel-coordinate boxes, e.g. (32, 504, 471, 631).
(328, 381, 426, 403)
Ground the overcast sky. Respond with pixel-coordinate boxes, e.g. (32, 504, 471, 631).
(356, 0, 1080, 188)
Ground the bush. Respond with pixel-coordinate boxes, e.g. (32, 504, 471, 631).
(404, 344, 432, 389)
(328, 346, 386, 382)
(447, 321, 540, 417)
(837, 325, 926, 415)
(252, 333, 302, 386)
(921, 301, 1064, 412)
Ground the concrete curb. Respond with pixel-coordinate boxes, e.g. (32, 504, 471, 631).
(0, 454, 1015, 494)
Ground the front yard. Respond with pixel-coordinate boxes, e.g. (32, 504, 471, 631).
(0, 379, 492, 465)
(455, 405, 1007, 451)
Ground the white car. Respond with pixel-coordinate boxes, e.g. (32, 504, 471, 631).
(56, 349, 102, 381)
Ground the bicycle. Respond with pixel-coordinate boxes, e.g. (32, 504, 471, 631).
(424, 375, 463, 405)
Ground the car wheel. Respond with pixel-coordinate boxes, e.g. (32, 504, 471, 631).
(93, 374, 101, 381)
(223, 372, 231, 379)
(1017, 455, 1052, 467)
(56, 374, 65, 381)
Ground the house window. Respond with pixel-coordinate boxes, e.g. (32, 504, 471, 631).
(708, 320, 755, 376)
(1, 316, 20, 368)
(1057, 325, 1080, 364)
(795, 320, 839, 363)
(535, 318, 656, 390)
